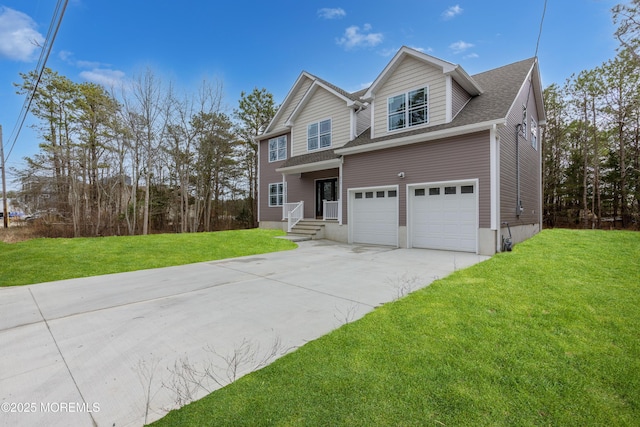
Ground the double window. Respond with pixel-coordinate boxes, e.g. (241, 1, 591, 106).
(268, 135, 287, 162)
(269, 183, 284, 207)
(308, 119, 332, 151)
(388, 87, 429, 131)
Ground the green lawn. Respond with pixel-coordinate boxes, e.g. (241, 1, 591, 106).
(151, 229, 640, 426)
(0, 229, 296, 287)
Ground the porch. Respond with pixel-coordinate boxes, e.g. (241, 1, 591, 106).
(283, 200, 340, 235)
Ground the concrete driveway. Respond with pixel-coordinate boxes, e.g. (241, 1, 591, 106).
(0, 240, 488, 427)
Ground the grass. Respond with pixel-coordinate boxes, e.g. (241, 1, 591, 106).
(0, 229, 296, 287)
(151, 229, 640, 426)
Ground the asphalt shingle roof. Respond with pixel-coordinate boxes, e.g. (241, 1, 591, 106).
(279, 57, 536, 165)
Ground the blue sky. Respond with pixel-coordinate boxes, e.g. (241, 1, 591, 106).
(0, 0, 620, 187)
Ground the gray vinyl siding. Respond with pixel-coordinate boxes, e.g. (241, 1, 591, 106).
(499, 83, 541, 225)
(291, 88, 352, 156)
(286, 168, 339, 218)
(373, 56, 447, 138)
(342, 131, 491, 227)
(452, 78, 471, 118)
(258, 132, 291, 222)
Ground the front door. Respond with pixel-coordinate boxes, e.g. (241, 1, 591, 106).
(316, 178, 338, 218)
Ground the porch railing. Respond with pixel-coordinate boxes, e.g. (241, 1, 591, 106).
(286, 201, 304, 232)
(323, 200, 339, 220)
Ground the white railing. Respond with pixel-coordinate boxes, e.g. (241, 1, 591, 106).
(323, 200, 339, 220)
(283, 202, 299, 221)
(286, 201, 304, 232)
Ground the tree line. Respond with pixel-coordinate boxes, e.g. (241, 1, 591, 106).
(14, 69, 276, 236)
(542, 1, 639, 229)
(12, 1, 640, 236)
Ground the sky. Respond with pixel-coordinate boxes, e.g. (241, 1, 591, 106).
(0, 0, 621, 189)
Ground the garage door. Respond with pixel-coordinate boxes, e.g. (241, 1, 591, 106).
(351, 188, 398, 246)
(410, 183, 477, 252)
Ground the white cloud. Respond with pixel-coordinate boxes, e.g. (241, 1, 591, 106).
(449, 40, 474, 54)
(318, 8, 346, 19)
(0, 7, 44, 61)
(337, 24, 383, 50)
(464, 53, 479, 59)
(442, 5, 463, 20)
(79, 69, 126, 88)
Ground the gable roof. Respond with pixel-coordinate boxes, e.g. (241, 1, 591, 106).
(363, 46, 483, 99)
(285, 78, 364, 127)
(336, 57, 539, 154)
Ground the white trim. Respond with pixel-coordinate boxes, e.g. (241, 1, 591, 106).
(335, 119, 505, 155)
(490, 125, 499, 230)
(370, 99, 376, 138)
(406, 178, 479, 254)
(348, 184, 399, 247)
(363, 46, 482, 100)
(268, 182, 284, 207)
(268, 135, 287, 162)
(306, 117, 332, 152)
(285, 80, 362, 127)
(314, 176, 339, 219)
(264, 72, 314, 135)
(445, 75, 453, 123)
(276, 158, 342, 174)
(338, 159, 344, 225)
(257, 136, 261, 222)
(387, 85, 430, 133)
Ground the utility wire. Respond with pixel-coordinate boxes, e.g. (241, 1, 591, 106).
(4, 0, 69, 162)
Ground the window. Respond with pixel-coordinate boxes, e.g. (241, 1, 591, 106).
(461, 185, 474, 194)
(388, 87, 429, 131)
(269, 183, 284, 207)
(521, 104, 527, 138)
(365, 192, 374, 198)
(531, 118, 538, 150)
(308, 119, 331, 151)
(445, 186, 456, 195)
(388, 190, 397, 197)
(415, 188, 426, 196)
(376, 191, 385, 198)
(268, 135, 287, 162)
(429, 188, 440, 196)
(355, 192, 363, 199)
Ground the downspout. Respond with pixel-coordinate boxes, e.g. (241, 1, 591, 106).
(515, 124, 523, 217)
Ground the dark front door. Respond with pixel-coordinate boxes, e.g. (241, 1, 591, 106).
(316, 178, 338, 218)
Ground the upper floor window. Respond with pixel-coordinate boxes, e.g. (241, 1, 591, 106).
(268, 135, 287, 162)
(521, 104, 528, 138)
(388, 86, 429, 131)
(531, 118, 538, 150)
(308, 119, 332, 151)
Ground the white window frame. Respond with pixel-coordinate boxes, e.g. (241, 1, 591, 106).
(307, 118, 332, 151)
(268, 135, 287, 162)
(387, 86, 429, 132)
(531, 117, 538, 150)
(268, 182, 284, 207)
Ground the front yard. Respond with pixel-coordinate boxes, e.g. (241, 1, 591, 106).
(0, 229, 296, 286)
(151, 229, 640, 426)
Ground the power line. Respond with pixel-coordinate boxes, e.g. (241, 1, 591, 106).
(534, 0, 548, 59)
(4, 0, 69, 162)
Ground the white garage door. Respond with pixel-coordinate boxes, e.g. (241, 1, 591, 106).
(351, 188, 398, 246)
(410, 183, 477, 252)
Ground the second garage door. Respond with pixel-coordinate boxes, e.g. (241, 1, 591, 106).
(409, 182, 477, 252)
(350, 188, 398, 246)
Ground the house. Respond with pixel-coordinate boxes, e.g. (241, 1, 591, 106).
(257, 46, 544, 255)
